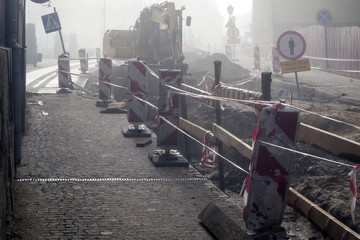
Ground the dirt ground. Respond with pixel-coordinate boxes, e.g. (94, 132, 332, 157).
(183, 52, 360, 238)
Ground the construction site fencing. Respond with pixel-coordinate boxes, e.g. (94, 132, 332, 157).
(297, 25, 360, 78)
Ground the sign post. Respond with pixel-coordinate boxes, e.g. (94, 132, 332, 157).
(225, 5, 240, 60)
(277, 31, 308, 98)
(41, 8, 66, 54)
(316, 9, 333, 69)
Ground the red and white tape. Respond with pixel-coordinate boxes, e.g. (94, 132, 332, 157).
(349, 164, 360, 224)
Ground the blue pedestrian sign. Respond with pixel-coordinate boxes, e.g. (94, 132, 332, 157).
(41, 12, 62, 34)
(316, 9, 333, 26)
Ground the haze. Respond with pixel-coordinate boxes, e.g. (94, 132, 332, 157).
(26, 0, 252, 57)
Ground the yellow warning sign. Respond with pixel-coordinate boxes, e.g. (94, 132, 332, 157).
(227, 38, 240, 44)
(280, 59, 311, 74)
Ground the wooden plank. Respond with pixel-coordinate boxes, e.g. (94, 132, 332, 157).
(298, 123, 360, 162)
(198, 202, 253, 240)
(288, 188, 360, 240)
(212, 123, 252, 159)
(179, 117, 215, 142)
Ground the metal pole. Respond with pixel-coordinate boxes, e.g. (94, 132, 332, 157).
(5, 0, 22, 165)
(53, 7, 66, 54)
(214, 60, 225, 192)
(324, 26, 329, 69)
(295, 72, 300, 98)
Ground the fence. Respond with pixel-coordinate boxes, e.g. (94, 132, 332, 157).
(297, 25, 360, 78)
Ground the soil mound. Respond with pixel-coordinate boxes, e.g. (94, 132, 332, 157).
(187, 53, 250, 84)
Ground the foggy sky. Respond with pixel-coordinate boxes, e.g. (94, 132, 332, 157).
(26, 0, 252, 57)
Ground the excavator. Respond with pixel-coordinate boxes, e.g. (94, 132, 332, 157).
(102, 2, 191, 100)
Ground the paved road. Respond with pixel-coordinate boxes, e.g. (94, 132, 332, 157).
(12, 92, 245, 239)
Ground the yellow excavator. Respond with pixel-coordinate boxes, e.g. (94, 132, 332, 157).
(104, 2, 189, 67)
(102, 2, 191, 100)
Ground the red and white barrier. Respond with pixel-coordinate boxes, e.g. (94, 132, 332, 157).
(57, 53, 73, 92)
(157, 70, 182, 147)
(272, 47, 282, 77)
(95, 47, 101, 65)
(78, 48, 89, 74)
(253, 45, 260, 70)
(127, 61, 147, 124)
(243, 104, 299, 233)
(98, 58, 112, 101)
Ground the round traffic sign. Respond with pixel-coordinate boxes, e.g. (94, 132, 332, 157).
(316, 9, 333, 26)
(276, 31, 306, 60)
(227, 27, 239, 39)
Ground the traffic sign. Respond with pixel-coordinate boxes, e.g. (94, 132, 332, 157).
(276, 31, 306, 61)
(227, 27, 239, 39)
(41, 12, 62, 34)
(316, 9, 333, 26)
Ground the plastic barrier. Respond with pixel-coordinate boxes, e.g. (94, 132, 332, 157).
(123, 61, 151, 137)
(253, 45, 260, 70)
(97, 58, 112, 106)
(95, 47, 101, 65)
(149, 69, 188, 167)
(243, 104, 299, 234)
(78, 48, 89, 74)
(57, 53, 73, 93)
(272, 47, 282, 77)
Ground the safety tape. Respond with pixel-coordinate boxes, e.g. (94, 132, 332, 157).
(304, 55, 360, 62)
(164, 83, 360, 131)
(311, 66, 360, 73)
(138, 61, 159, 79)
(58, 70, 128, 90)
(158, 115, 250, 175)
(58, 57, 137, 62)
(259, 141, 355, 169)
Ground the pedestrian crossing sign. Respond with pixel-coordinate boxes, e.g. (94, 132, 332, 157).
(41, 12, 62, 34)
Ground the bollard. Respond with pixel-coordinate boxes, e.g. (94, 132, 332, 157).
(272, 47, 282, 77)
(96, 58, 112, 107)
(149, 69, 188, 167)
(261, 72, 272, 101)
(123, 61, 151, 137)
(78, 48, 89, 74)
(57, 53, 73, 93)
(243, 104, 299, 235)
(253, 45, 260, 70)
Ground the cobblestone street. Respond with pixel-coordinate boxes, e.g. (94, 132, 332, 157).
(11, 92, 242, 239)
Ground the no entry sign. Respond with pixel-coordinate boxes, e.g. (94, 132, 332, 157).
(276, 31, 306, 60)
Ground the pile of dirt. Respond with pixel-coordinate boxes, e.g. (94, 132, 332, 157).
(187, 53, 250, 84)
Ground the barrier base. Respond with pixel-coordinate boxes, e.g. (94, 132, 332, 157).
(252, 226, 287, 240)
(96, 100, 110, 108)
(100, 108, 127, 114)
(56, 88, 72, 94)
(149, 149, 189, 167)
(123, 125, 151, 138)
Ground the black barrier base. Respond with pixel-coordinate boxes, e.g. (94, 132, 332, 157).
(123, 125, 151, 138)
(96, 100, 111, 108)
(149, 149, 189, 167)
(56, 88, 72, 94)
(100, 108, 127, 114)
